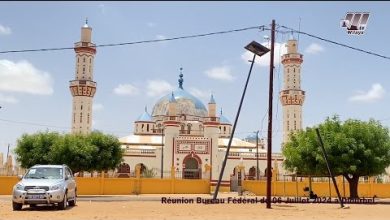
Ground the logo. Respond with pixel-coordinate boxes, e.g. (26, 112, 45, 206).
(340, 12, 370, 35)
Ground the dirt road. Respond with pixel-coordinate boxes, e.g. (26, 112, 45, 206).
(0, 196, 388, 220)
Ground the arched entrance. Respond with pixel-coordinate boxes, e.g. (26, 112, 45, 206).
(117, 163, 131, 178)
(182, 154, 202, 179)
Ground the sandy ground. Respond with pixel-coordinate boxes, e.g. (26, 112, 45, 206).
(0, 195, 389, 220)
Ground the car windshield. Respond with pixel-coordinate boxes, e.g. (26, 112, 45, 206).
(24, 167, 63, 179)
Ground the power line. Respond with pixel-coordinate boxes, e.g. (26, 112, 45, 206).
(276, 25, 390, 61)
(0, 25, 265, 54)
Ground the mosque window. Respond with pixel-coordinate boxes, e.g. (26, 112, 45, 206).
(81, 105, 83, 110)
(77, 58, 79, 63)
(287, 69, 289, 73)
(90, 58, 92, 63)
(224, 126, 226, 133)
(187, 124, 191, 134)
(80, 113, 82, 123)
(294, 68, 296, 73)
(73, 113, 75, 123)
(287, 121, 290, 130)
(294, 121, 297, 130)
(147, 124, 149, 132)
(83, 57, 86, 62)
(294, 113, 296, 118)
(87, 113, 90, 124)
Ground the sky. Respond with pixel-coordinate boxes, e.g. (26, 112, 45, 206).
(0, 2, 389, 162)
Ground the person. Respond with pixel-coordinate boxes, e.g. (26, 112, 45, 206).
(309, 190, 318, 200)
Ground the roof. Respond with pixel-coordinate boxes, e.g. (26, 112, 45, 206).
(152, 88, 208, 117)
(218, 138, 260, 148)
(119, 134, 163, 145)
(219, 109, 231, 124)
(136, 107, 152, 122)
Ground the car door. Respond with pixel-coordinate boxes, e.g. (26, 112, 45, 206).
(65, 167, 76, 199)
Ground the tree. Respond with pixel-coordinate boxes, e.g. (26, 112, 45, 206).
(283, 116, 390, 198)
(15, 131, 61, 168)
(15, 131, 123, 174)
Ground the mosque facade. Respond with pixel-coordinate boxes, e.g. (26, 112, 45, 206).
(68, 21, 306, 188)
(119, 73, 285, 187)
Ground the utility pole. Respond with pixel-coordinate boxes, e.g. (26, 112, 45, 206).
(266, 19, 276, 209)
(256, 131, 259, 180)
(6, 143, 10, 158)
(161, 127, 164, 179)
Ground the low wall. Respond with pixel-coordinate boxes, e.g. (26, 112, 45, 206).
(0, 176, 210, 195)
(2, 176, 390, 198)
(242, 178, 390, 198)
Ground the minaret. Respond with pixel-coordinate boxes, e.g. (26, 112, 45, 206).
(280, 38, 305, 144)
(208, 94, 216, 118)
(69, 19, 97, 134)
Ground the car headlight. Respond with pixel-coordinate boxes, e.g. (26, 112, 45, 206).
(50, 184, 62, 190)
(15, 184, 24, 190)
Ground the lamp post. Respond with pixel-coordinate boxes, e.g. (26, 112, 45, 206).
(161, 126, 164, 179)
(255, 131, 260, 180)
(213, 40, 270, 200)
(266, 19, 276, 209)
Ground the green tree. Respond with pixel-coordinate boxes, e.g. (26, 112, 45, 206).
(15, 131, 60, 168)
(283, 116, 390, 198)
(15, 131, 123, 174)
(88, 131, 123, 172)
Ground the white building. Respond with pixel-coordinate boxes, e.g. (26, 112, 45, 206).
(119, 73, 284, 188)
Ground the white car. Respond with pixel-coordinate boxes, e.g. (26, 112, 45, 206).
(12, 164, 77, 210)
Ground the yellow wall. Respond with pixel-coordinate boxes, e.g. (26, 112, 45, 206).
(0, 176, 19, 195)
(242, 178, 390, 198)
(1, 176, 390, 198)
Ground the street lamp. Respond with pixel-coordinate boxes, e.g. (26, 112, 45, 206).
(255, 131, 260, 180)
(160, 125, 164, 179)
(213, 40, 270, 200)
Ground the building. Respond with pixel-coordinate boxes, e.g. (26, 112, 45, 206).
(119, 73, 284, 189)
(279, 38, 305, 144)
(69, 20, 97, 134)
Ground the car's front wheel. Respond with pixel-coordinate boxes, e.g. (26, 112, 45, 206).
(68, 190, 76, 206)
(12, 202, 22, 211)
(58, 192, 67, 210)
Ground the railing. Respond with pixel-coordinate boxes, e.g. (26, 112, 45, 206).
(227, 151, 284, 159)
(124, 149, 156, 156)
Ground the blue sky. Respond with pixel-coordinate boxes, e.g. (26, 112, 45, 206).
(0, 2, 389, 161)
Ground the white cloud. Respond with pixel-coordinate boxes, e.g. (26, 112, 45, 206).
(349, 83, 385, 103)
(204, 66, 234, 81)
(188, 87, 211, 100)
(241, 42, 287, 67)
(0, 60, 53, 95)
(146, 80, 174, 97)
(147, 22, 156, 27)
(305, 43, 324, 54)
(0, 93, 18, 104)
(92, 103, 104, 112)
(0, 24, 11, 35)
(113, 84, 139, 96)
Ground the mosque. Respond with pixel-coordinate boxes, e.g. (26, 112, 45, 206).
(70, 21, 305, 188)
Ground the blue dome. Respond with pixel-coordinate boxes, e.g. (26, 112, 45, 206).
(152, 88, 208, 117)
(136, 108, 152, 121)
(220, 114, 231, 124)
